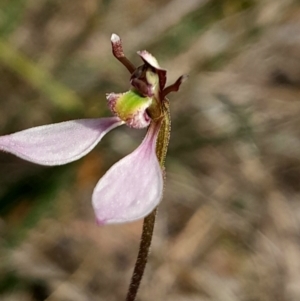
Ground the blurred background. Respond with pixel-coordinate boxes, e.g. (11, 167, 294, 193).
(1, 0, 300, 300)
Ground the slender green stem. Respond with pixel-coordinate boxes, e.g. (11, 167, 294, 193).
(125, 100, 171, 301)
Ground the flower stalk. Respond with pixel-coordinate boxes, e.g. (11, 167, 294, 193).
(126, 102, 171, 301)
(111, 33, 185, 301)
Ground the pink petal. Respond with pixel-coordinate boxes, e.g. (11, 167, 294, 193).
(92, 121, 163, 224)
(0, 117, 123, 165)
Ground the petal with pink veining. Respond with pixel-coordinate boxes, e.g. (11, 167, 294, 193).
(107, 90, 151, 129)
(92, 122, 163, 224)
(0, 117, 123, 165)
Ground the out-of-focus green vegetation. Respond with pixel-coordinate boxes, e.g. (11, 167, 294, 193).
(1, 0, 300, 300)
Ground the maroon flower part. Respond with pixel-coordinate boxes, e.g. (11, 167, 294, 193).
(137, 50, 167, 91)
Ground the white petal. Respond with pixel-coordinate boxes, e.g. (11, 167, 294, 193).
(0, 117, 123, 165)
(92, 122, 163, 224)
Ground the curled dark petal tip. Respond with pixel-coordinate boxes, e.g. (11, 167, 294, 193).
(162, 74, 189, 98)
(111, 34, 124, 58)
(111, 33, 121, 43)
(181, 74, 189, 83)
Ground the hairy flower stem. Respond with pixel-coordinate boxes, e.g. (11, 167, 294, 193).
(125, 101, 171, 301)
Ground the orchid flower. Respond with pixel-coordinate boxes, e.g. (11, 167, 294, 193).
(0, 34, 186, 225)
